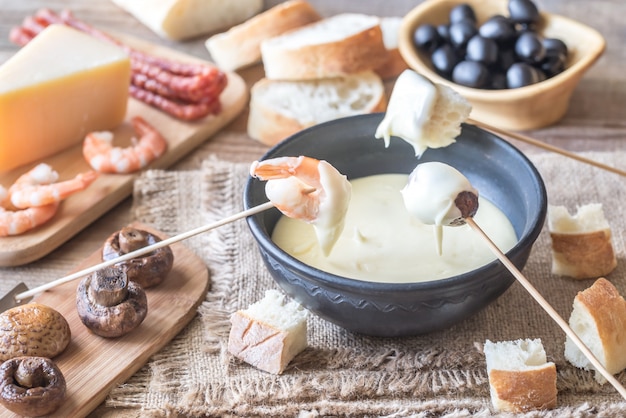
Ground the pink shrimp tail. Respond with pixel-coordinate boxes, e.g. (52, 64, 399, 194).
(0, 203, 59, 236)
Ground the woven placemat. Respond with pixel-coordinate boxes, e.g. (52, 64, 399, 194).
(99, 151, 626, 417)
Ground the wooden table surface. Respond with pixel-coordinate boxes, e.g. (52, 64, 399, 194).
(0, 0, 625, 415)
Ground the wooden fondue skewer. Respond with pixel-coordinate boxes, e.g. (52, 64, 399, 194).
(468, 118, 626, 177)
(465, 216, 626, 400)
(15, 201, 276, 301)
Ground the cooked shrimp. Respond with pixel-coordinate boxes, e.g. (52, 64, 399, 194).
(83, 116, 168, 174)
(0, 185, 59, 237)
(8, 163, 98, 209)
(250, 156, 352, 256)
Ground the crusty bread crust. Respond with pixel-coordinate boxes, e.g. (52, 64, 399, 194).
(206, 0, 321, 71)
(228, 311, 293, 374)
(374, 17, 408, 79)
(489, 365, 557, 412)
(375, 48, 408, 80)
(261, 14, 389, 80)
(565, 278, 626, 382)
(112, 0, 263, 40)
(247, 71, 386, 146)
(550, 230, 616, 279)
(548, 204, 617, 279)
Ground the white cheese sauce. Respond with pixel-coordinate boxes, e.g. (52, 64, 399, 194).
(271, 174, 517, 283)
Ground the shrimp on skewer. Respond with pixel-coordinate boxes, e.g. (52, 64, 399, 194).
(9, 163, 98, 209)
(250, 156, 352, 256)
(0, 186, 59, 237)
(83, 116, 168, 174)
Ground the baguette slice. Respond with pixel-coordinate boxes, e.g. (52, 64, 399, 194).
(228, 289, 308, 374)
(374, 17, 409, 79)
(548, 203, 617, 279)
(206, 0, 321, 71)
(484, 339, 557, 413)
(111, 0, 263, 41)
(248, 71, 386, 146)
(260, 13, 388, 80)
(564, 277, 626, 384)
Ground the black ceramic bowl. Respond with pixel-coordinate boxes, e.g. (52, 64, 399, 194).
(244, 113, 546, 337)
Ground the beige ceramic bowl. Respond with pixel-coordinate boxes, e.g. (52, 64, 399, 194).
(398, 0, 606, 130)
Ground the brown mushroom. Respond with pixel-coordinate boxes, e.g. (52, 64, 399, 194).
(0, 356, 66, 416)
(0, 303, 71, 362)
(102, 227, 174, 288)
(76, 266, 148, 338)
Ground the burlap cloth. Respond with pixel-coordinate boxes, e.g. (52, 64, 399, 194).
(98, 150, 626, 417)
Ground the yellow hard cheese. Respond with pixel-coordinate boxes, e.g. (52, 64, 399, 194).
(0, 24, 130, 173)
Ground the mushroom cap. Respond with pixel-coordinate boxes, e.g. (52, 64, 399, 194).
(0, 356, 66, 417)
(102, 227, 174, 288)
(0, 303, 71, 362)
(76, 267, 148, 338)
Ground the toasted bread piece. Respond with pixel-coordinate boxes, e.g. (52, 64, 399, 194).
(565, 277, 626, 384)
(247, 71, 386, 146)
(260, 13, 388, 80)
(111, 0, 263, 41)
(228, 290, 308, 374)
(374, 17, 409, 79)
(548, 203, 617, 279)
(484, 339, 557, 413)
(206, 0, 321, 71)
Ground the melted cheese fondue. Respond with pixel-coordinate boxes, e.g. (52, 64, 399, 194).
(271, 174, 517, 283)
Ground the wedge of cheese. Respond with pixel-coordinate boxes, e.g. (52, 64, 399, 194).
(0, 24, 130, 173)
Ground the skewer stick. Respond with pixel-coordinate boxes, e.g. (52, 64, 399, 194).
(15, 201, 276, 301)
(465, 216, 626, 400)
(468, 118, 626, 178)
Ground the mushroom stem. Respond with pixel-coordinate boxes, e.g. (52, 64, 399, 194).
(118, 227, 148, 253)
(88, 267, 129, 307)
(14, 358, 46, 388)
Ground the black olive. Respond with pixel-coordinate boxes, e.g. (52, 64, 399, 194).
(437, 24, 451, 42)
(413, 24, 441, 53)
(514, 31, 545, 63)
(541, 53, 566, 77)
(431, 44, 460, 75)
(506, 62, 542, 88)
(452, 60, 490, 88)
(466, 35, 499, 66)
(543, 37, 568, 58)
(449, 3, 477, 24)
(479, 16, 517, 43)
(508, 0, 540, 25)
(449, 20, 477, 48)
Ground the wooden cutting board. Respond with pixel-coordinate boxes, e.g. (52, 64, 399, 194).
(0, 222, 210, 418)
(0, 34, 248, 267)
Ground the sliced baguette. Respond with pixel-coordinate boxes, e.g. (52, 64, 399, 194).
(260, 13, 388, 80)
(228, 289, 308, 374)
(206, 0, 321, 71)
(548, 203, 617, 279)
(564, 277, 626, 384)
(374, 17, 409, 79)
(247, 71, 386, 146)
(484, 339, 557, 413)
(111, 0, 263, 41)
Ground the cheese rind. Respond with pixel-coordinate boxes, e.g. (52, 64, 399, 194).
(0, 24, 130, 173)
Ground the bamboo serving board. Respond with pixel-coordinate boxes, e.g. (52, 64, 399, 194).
(0, 34, 249, 266)
(0, 222, 210, 418)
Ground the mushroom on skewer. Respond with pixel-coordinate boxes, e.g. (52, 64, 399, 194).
(76, 266, 148, 338)
(102, 227, 174, 288)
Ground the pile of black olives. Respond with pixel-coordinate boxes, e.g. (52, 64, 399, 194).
(413, 0, 568, 89)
